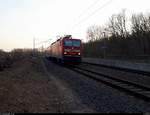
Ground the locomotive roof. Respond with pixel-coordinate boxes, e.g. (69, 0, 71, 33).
(51, 36, 70, 45)
(50, 35, 81, 46)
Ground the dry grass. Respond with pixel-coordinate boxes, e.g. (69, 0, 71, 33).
(0, 57, 58, 112)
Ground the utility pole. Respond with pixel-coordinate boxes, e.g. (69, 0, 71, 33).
(103, 32, 106, 59)
(35, 38, 52, 56)
(33, 37, 36, 57)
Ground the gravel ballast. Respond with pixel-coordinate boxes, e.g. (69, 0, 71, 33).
(44, 59, 150, 112)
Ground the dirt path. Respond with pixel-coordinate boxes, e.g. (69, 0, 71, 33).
(0, 57, 72, 112)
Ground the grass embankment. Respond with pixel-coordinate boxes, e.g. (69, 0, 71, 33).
(0, 57, 58, 112)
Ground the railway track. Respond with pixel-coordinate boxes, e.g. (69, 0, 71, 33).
(66, 64, 150, 102)
(82, 62, 150, 76)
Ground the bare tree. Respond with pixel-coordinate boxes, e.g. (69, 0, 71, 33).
(86, 25, 107, 42)
(108, 10, 128, 38)
(131, 13, 150, 54)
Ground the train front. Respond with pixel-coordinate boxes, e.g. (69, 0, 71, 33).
(62, 38, 82, 63)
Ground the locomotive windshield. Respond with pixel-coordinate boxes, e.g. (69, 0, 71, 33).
(64, 40, 72, 46)
(64, 40, 81, 47)
(73, 41, 80, 47)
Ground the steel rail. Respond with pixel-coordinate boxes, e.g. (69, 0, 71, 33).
(82, 62, 150, 76)
(68, 64, 150, 102)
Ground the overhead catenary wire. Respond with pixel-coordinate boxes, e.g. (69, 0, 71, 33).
(72, 0, 113, 30)
(77, 0, 100, 19)
(68, 0, 100, 33)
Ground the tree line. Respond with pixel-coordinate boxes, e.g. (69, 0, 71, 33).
(0, 48, 44, 71)
(83, 10, 150, 60)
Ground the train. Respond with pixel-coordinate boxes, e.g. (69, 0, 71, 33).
(46, 35, 82, 63)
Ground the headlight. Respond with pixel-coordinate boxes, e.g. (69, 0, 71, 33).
(78, 52, 80, 55)
(64, 52, 67, 54)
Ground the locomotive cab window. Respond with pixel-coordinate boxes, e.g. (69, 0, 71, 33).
(64, 40, 72, 46)
(73, 41, 80, 47)
(64, 40, 81, 47)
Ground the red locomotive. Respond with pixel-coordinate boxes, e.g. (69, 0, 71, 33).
(46, 35, 82, 63)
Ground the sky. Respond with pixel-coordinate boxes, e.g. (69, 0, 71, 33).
(0, 0, 150, 51)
